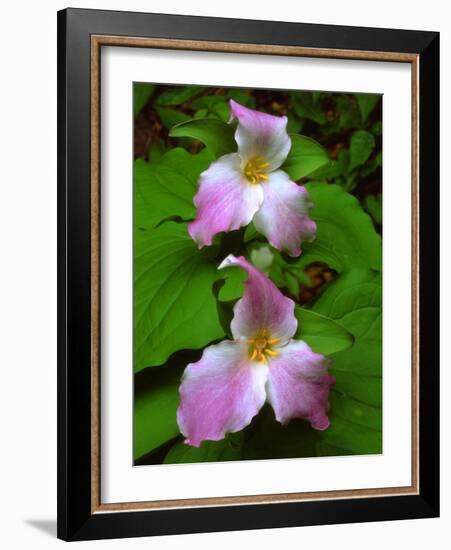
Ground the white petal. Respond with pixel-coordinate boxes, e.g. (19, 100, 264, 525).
(230, 100, 291, 171)
(188, 153, 264, 247)
(253, 170, 316, 257)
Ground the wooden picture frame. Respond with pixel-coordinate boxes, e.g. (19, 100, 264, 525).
(57, 7, 439, 541)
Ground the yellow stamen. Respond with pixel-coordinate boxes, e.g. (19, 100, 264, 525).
(244, 156, 270, 184)
(247, 330, 279, 364)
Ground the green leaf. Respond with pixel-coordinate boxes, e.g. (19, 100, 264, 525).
(147, 140, 166, 163)
(134, 361, 184, 461)
(312, 269, 382, 379)
(355, 94, 380, 123)
(308, 149, 350, 180)
(313, 269, 382, 454)
(156, 85, 202, 106)
(226, 89, 256, 108)
(164, 433, 244, 464)
(349, 130, 375, 172)
(282, 135, 329, 180)
(170, 118, 237, 158)
(336, 95, 361, 129)
(156, 106, 191, 129)
(292, 92, 326, 124)
(134, 222, 225, 371)
(364, 194, 383, 225)
(133, 83, 155, 117)
(191, 96, 225, 111)
(216, 266, 246, 302)
(371, 120, 383, 136)
(286, 112, 303, 133)
(295, 307, 354, 355)
(311, 267, 383, 457)
(299, 183, 382, 272)
(191, 96, 230, 121)
(319, 393, 382, 454)
(360, 152, 382, 178)
(134, 147, 213, 230)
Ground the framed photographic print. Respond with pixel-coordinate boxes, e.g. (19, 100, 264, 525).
(57, 8, 439, 541)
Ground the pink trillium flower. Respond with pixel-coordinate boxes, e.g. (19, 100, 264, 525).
(188, 100, 317, 257)
(177, 255, 335, 447)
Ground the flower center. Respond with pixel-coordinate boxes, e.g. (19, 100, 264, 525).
(248, 330, 280, 364)
(244, 156, 270, 184)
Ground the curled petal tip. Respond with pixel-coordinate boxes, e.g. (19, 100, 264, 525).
(218, 254, 241, 271)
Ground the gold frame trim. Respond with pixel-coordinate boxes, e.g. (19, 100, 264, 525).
(90, 35, 420, 514)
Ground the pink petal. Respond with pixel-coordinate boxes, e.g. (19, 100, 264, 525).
(229, 100, 291, 171)
(177, 340, 267, 447)
(252, 170, 317, 257)
(266, 340, 335, 430)
(188, 153, 263, 248)
(219, 255, 297, 343)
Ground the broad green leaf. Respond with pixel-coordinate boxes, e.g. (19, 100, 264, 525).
(349, 130, 375, 172)
(299, 183, 382, 272)
(295, 307, 354, 355)
(329, 391, 382, 431)
(156, 106, 191, 129)
(133, 83, 155, 117)
(134, 147, 213, 230)
(134, 361, 184, 461)
(282, 135, 329, 181)
(170, 118, 236, 158)
(310, 269, 382, 455)
(156, 85, 202, 106)
(319, 392, 382, 454)
(134, 222, 225, 371)
(216, 266, 246, 302)
(330, 371, 382, 408)
(355, 94, 380, 123)
(312, 269, 382, 379)
(164, 433, 244, 464)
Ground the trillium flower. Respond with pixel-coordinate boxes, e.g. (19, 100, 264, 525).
(177, 255, 334, 447)
(188, 100, 317, 257)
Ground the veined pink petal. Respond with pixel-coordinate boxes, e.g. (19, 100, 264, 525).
(219, 255, 297, 343)
(252, 170, 316, 257)
(177, 340, 267, 447)
(266, 340, 335, 430)
(188, 153, 263, 248)
(229, 100, 291, 171)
